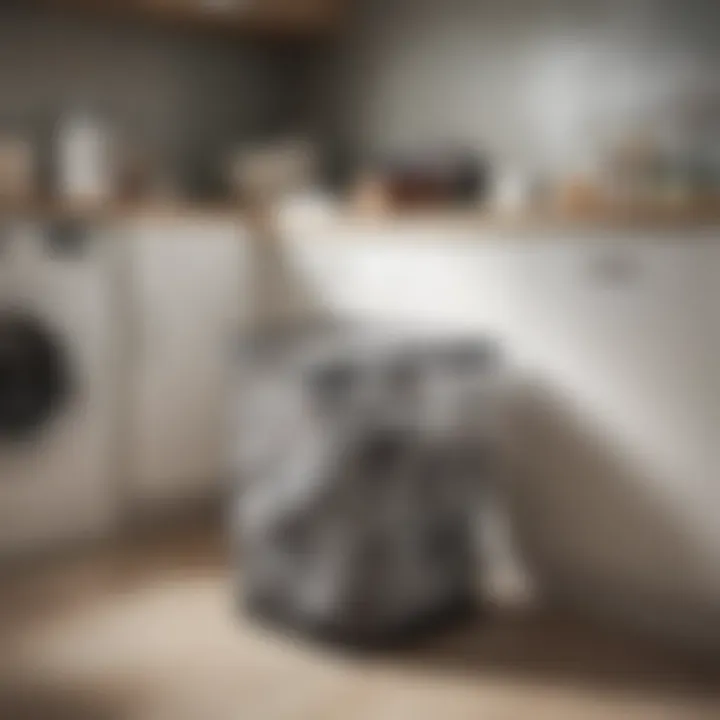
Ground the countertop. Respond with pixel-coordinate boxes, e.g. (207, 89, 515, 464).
(0, 197, 249, 223)
(302, 202, 720, 234)
(3, 197, 720, 235)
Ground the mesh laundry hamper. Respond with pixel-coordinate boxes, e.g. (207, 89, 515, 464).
(231, 329, 501, 648)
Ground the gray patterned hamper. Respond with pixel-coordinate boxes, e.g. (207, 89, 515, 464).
(231, 329, 503, 648)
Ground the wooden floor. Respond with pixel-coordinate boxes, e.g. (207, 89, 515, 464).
(0, 518, 718, 720)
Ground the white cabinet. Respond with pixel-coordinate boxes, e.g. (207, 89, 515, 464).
(285, 224, 720, 632)
(124, 219, 249, 511)
(504, 241, 709, 474)
(488, 239, 720, 615)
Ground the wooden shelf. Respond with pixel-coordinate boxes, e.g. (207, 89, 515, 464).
(7, 196, 720, 235)
(295, 199, 720, 236)
(0, 197, 248, 222)
(34, 0, 348, 41)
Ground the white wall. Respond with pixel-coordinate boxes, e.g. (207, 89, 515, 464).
(320, 0, 720, 173)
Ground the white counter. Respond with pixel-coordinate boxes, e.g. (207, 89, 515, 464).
(276, 221, 720, 647)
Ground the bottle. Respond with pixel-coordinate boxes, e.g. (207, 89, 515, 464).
(56, 110, 114, 204)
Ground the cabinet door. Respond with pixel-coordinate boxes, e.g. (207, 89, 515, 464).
(504, 241, 716, 605)
(127, 220, 247, 509)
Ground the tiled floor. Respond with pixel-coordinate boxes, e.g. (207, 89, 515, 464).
(0, 519, 718, 720)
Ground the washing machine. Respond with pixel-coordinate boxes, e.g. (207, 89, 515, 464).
(0, 218, 119, 559)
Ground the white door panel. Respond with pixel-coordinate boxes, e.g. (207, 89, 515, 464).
(503, 240, 717, 603)
(128, 221, 246, 507)
(511, 242, 708, 479)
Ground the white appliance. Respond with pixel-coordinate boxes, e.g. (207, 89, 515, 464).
(0, 220, 118, 558)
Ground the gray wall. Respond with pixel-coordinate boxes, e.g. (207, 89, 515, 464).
(322, 0, 720, 173)
(0, 6, 289, 197)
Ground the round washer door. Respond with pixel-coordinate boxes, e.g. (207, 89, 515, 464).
(0, 311, 71, 443)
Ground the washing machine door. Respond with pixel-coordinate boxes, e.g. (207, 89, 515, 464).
(0, 311, 71, 442)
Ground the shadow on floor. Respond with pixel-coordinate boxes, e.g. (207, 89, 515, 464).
(2, 511, 718, 717)
(0, 675, 140, 720)
(382, 608, 720, 702)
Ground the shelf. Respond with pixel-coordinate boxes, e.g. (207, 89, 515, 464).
(33, 0, 347, 41)
(287, 200, 720, 237)
(6, 196, 720, 235)
(0, 197, 249, 223)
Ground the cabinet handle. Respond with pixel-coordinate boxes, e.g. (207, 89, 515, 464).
(588, 250, 640, 287)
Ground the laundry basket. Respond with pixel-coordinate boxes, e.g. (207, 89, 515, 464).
(231, 327, 503, 648)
